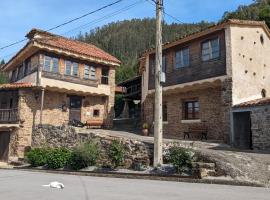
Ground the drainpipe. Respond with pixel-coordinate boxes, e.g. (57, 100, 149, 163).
(40, 88, 45, 126)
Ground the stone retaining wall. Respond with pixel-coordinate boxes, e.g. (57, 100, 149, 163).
(32, 125, 151, 168)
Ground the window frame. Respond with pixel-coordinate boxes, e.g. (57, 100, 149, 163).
(90, 66, 96, 79)
(201, 37, 220, 62)
(175, 47, 190, 69)
(65, 61, 72, 75)
(84, 65, 90, 79)
(101, 68, 109, 85)
(43, 56, 59, 73)
(72, 62, 79, 77)
(183, 99, 200, 120)
(93, 109, 100, 117)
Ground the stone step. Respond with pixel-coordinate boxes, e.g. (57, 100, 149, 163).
(192, 162, 215, 170)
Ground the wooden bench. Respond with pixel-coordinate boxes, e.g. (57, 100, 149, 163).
(184, 124, 208, 140)
(85, 119, 104, 129)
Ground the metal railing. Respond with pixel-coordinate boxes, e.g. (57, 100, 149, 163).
(0, 108, 19, 123)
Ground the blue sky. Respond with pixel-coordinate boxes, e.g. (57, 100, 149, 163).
(0, 0, 253, 61)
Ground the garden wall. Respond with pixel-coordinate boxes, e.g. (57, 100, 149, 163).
(32, 125, 151, 168)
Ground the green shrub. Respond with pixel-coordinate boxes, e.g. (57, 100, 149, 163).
(68, 142, 100, 170)
(46, 147, 71, 169)
(108, 140, 125, 168)
(167, 146, 193, 173)
(25, 148, 49, 167)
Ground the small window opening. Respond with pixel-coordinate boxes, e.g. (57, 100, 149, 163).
(93, 109, 100, 117)
(260, 34, 264, 45)
(261, 89, 266, 98)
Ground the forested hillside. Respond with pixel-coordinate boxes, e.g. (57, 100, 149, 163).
(76, 0, 270, 84)
(222, 0, 270, 26)
(77, 18, 212, 83)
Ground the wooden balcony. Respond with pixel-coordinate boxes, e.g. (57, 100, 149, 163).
(0, 108, 19, 123)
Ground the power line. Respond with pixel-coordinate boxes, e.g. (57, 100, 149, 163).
(0, 0, 143, 60)
(146, 0, 184, 24)
(0, 0, 124, 51)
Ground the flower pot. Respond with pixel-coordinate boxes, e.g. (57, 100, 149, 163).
(142, 129, 149, 136)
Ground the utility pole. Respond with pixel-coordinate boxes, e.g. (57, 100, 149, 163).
(154, 0, 163, 167)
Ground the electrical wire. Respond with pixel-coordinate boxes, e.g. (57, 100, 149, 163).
(0, 0, 124, 51)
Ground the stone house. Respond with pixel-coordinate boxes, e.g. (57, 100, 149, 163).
(232, 98, 270, 150)
(0, 29, 120, 161)
(140, 19, 270, 150)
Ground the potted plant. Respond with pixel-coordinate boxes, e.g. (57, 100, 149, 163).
(142, 123, 149, 136)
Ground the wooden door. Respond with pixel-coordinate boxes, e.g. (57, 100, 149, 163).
(0, 132, 10, 162)
(69, 96, 82, 121)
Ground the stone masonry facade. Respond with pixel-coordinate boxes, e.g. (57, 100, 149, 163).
(9, 87, 114, 159)
(250, 105, 270, 150)
(143, 85, 228, 140)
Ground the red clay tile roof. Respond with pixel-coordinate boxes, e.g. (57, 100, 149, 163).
(0, 82, 33, 89)
(27, 29, 121, 65)
(234, 98, 270, 108)
(141, 19, 269, 56)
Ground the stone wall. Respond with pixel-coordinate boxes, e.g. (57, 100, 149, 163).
(32, 125, 151, 168)
(143, 86, 225, 140)
(10, 88, 111, 159)
(250, 105, 270, 150)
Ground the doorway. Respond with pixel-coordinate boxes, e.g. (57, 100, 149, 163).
(233, 111, 252, 149)
(69, 96, 82, 121)
(0, 132, 10, 161)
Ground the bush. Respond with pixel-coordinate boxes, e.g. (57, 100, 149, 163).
(108, 140, 125, 168)
(25, 148, 49, 167)
(46, 147, 71, 169)
(68, 142, 100, 170)
(167, 146, 193, 173)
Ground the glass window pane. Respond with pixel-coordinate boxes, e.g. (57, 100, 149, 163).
(52, 58, 59, 73)
(202, 41, 210, 49)
(91, 66, 96, 79)
(44, 56, 51, 72)
(84, 65, 89, 79)
(65, 61, 71, 75)
(73, 63, 78, 76)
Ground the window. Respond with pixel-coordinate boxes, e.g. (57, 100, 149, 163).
(202, 38, 220, 61)
(84, 65, 90, 79)
(163, 102, 168, 122)
(17, 65, 24, 79)
(24, 60, 31, 76)
(90, 66, 96, 79)
(150, 57, 155, 75)
(44, 56, 59, 72)
(65, 61, 72, 75)
(44, 56, 51, 72)
(150, 56, 166, 74)
(93, 109, 100, 117)
(162, 55, 166, 73)
(175, 48, 189, 68)
(52, 58, 59, 73)
(11, 69, 17, 82)
(101, 68, 109, 85)
(73, 63, 78, 76)
(183, 100, 199, 120)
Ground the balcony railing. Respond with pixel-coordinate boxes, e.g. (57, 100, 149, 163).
(0, 108, 19, 123)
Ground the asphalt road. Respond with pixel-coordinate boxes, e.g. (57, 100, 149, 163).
(0, 169, 269, 200)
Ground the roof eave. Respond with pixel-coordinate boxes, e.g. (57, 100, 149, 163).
(33, 41, 121, 67)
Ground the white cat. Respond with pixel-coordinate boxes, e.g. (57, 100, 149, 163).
(42, 181, 64, 189)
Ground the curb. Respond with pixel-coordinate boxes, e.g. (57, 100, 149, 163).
(0, 167, 265, 187)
